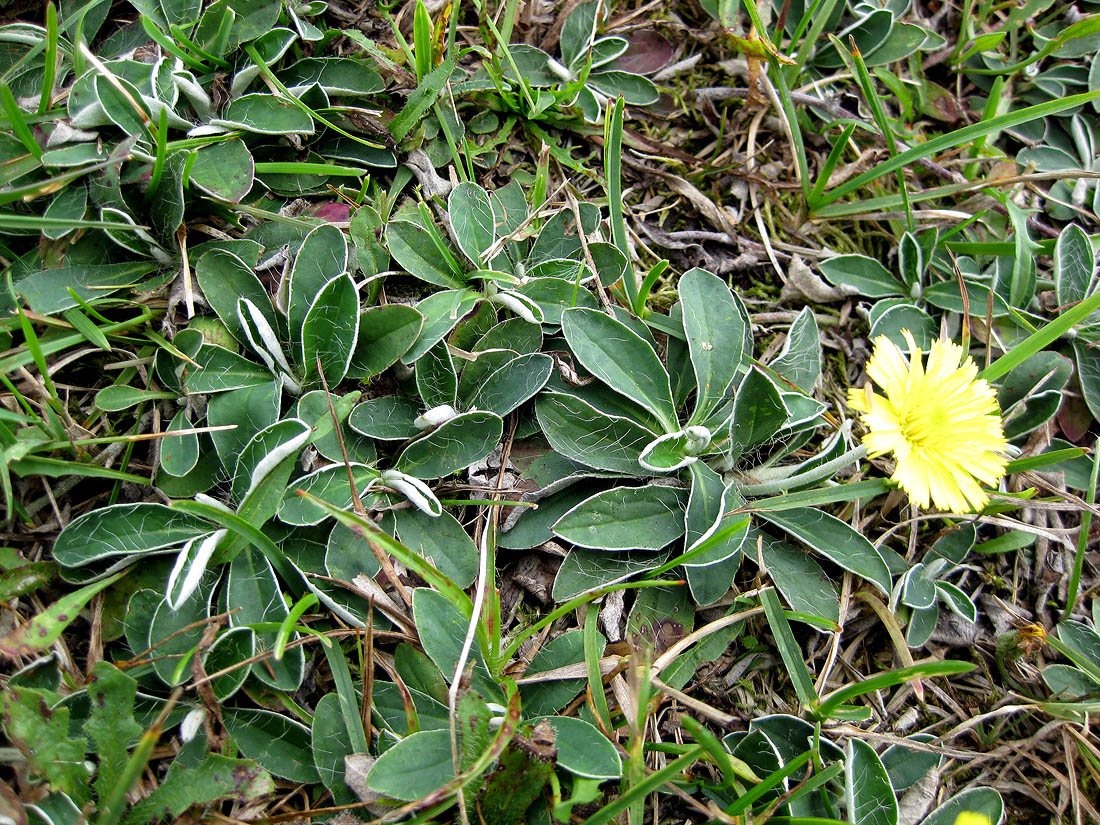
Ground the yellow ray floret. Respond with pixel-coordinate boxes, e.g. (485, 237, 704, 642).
(952, 814, 993, 825)
(848, 330, 1009, 515)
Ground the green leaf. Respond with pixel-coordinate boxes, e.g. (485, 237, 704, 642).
(14, 263, 156, 316)
(552, 549, 668, 600)
(85, 661, 144, 805)
(278, 464, 378, 527)
(190, 138, 255, 203)
(900, 563, 937, 609)
(322, 525, 381, 589)
(402, 289, 481, 365)
(0, 571, 124, 659)
(936, 581, 977, 623)
(149, 152, 187, 241)
(347, 304, 424, 378)
(416, 340, 459, 409)
(160, 409, 199, 477)
(1, 686, 90, 803)
(818, 254, 904, 298)
(898, 232, 924, 290)
(279, 57, 384, 95)
(231, 417, 311, 504)
(553, 484, 688, 550)
(222, 5, 288, 49)
(0, 560, 56, 601)
(449, 182, 496, 265)
(561, 308, 678, 431)
(301, 274, 359, 384)
(412, 588, 496, 697)
(535, 391, 654, 474)
(123, 753, 273, 825)
(1042, 663, 1100, 698)
(95, 384, 177, 412)
(464, 352, 553, 417)
(520, 630, 590, 715)
(228, 548, 304, 691)
(679, 268, 747, 423)
(761, 589, 818, 708)
(390, 55, 457, 141)
(870, 303, 937, 351)
(43, 185, 88, 241)
(222, 707, 320, 783)
(1053, 620, 1100, 685)
(207, 381, 281, 470)
(758, 533, 840, 626)
(396, 507, 478, 588)
(367, 728, 455, 800)
(729, 367, 788, 462)
(348, 395, 422, 440)
(880, 735, 940, 792)
(288, 224, 349, 339)
(149, 577, 216, 686)
(918, 787, 1004, 825)
(386, 220, 467, 289)
(203, 627, 255, 701)
(757, 508, 892, 595)
(590, 71, 659, 104)
(683, 459, 725, 551)
(683, 463, 747, 569)
(184, 344, 273, 394)
(195, 249, 276, 345)
(924, 279, 1012, 318)
(302, 496, 471, 613)
(311, 693, 357, 801)
(52, 504, 212, 569)
(1056, 223, 1098, 315)
(770, 307, 822, 393)
(213, 92, 316, 135)
(560, 1, 597, 67)
(515, 276, 600, 325)
(529, 716, 621, 779)
(845, 738, 899, 825)
(160, 0, 202, 25)
(94, 75, 152, 141)
(1074, 341, 1100, 421)
(499, 480, 612, 551)
(395, 411, 503, 479)
(639, 430, 698, 472)
(905, 606, 938, 649)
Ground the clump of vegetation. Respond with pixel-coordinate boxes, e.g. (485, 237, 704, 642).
(1, 0, 1099, 822)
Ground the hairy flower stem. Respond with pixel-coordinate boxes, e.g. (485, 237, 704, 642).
(738, 444, 868, 496)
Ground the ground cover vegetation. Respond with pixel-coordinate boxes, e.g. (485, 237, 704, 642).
(0, 0, 1098, 822)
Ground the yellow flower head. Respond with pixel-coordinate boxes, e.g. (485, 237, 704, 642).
(847, 330, 1008, 515)
(952, 813, 993, 825)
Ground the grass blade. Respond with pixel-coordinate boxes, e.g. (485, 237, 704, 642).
(846, 36, 913, 231)
(584, 602, 613, 733)
(817, 90, 1100, 208)
(321, 634, 372, 755)
(604, 96, 636, 309)
(761, 588, 818, 709)
(808, 122, 856, 207)
(814, 660, 974, 720)
(981, 287, 1100, 382)
(38, 2, 58, 114)
(0, 83, 41, 159)
(583, 745, 705, 825)
(1065, 436, 1100, 619)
